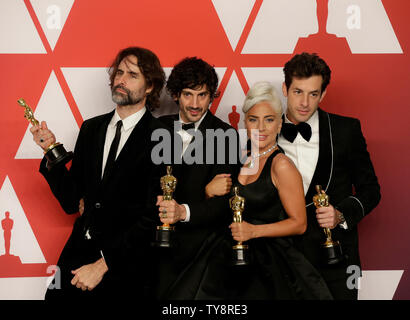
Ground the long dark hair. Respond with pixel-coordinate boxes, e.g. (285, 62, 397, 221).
(109, 47, 165, 110)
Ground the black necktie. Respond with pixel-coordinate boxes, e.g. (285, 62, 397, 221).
(103, 120, 122, 180)
(182, 122, 195, 131)
(281, 122, 312, 143)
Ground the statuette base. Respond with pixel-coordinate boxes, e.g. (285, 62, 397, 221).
(45, 143, 73, 171)
(232, 244, 250, 266)
(153, 226, 175, 248)
(322, 240, 344, 265)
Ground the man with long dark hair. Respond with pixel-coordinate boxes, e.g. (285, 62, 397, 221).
(30, 47, 165, 300)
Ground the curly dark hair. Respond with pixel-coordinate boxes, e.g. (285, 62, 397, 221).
(166, 57, 220, 102)
(283, 52, 331, 94)
(108, 47, 165, 110)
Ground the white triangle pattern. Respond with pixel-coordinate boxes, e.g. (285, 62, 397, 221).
(212, 0, 255, 50)
(359, 270, 404, 300)
(214, 67, 227, 90)
(15, 71, 79, 159)
(242, 0, 317, 54)
(241, 67, 286, 113)
(242, 0, 402, 54)
(61, 67, 115, 121)
(0, 277, 49, 300)
(0, 0, 46, 53)
(214, 71, 247, 149)
(30, 0, 75, 50)
(327, 0, 403, 53)
(0, 176, 46, 263)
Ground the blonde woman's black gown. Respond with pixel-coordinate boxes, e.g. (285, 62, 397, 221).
(164, 149, 333, 300)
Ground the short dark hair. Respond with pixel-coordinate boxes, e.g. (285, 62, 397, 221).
(283, 52, 331, 94)
(109, 47, 165, 110)
(166, 57, 220, 102)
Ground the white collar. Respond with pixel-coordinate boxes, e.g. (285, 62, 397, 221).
(110, 107, 146, 131)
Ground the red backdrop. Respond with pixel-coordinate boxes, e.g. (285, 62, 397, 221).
(0, 0, 409, 299)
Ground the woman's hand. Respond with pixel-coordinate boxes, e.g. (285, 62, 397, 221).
(205, 174, 232, 198)
(230, 221, 257, 242)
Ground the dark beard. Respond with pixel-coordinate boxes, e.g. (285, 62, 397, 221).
(112, 85, 143, 106)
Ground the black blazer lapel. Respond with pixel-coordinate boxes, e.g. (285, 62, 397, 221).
(101, 111, 153, 185)
(116, 111, 152, 162)
(197, 111, 214, 134)
(159, 113, 179, 130)
(305, 108, 333, 207)
(94, 111, 114, 185)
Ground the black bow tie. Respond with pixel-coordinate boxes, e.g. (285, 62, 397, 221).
(182, 122, 195, 131)
(281, 122, 312, 142)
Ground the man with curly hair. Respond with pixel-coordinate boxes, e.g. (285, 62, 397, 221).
(153, 57, 241, 299)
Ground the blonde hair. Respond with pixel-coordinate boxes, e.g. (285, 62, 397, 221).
(242, 81, 283, 117)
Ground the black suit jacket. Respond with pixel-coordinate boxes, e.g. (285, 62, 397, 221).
(40, 109, 161, 298)
(153, 111, 241, 299)
(282, 108, 381, 282)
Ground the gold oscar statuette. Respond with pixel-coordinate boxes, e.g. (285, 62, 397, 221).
(230, 186, 249, 265)
(17, 98, 73, 170)
(153, 166, 177, 248)
(313, 185, 344, 265)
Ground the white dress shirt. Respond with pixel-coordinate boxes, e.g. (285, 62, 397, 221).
(278, 110, 348, 229)
(101, 107, 146, 178)
(278, 110, 319, 195)
(177, 111, 207, 155)
(176, 111, 208, 222)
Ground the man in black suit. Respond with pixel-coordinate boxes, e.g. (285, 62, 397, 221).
(152, 57, 241, 299)
(278, 52, 381, 299)
(30, 47, 165, 300)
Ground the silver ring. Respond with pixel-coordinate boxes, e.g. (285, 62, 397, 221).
(162, 209, 167, 214)
(162, 213, 167, 218)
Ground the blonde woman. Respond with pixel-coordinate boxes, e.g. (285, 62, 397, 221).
(195, 82, 333, 300)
